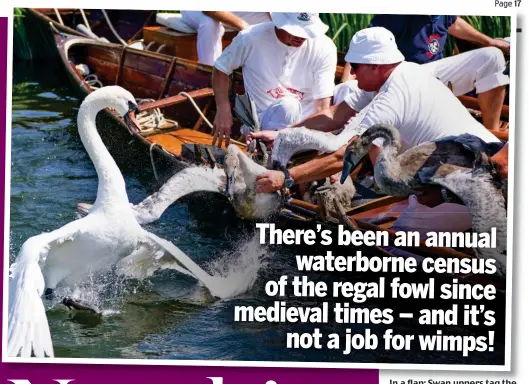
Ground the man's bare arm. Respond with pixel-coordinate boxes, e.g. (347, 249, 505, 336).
(292, 100, 356, 132)
(289, 144, 348, 184)
(211, 68, 234, 147)
(313, 97, 331, 113)
(448, 16, 510, 54)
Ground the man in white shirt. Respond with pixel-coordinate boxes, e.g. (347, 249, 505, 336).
(211, 12, 337, 147)
(250, 27, 500, 194)
(180, 11, 271, 66)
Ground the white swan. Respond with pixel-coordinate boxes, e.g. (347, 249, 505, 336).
(78, 144, 282, 224)
(8, 86, 232, 358)
(270, 115, 366, 168)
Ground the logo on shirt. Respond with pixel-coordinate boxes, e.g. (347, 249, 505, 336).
(426, 33, 441, 59)
(266, 87, 305, 101)
(297, 13, 311, 21)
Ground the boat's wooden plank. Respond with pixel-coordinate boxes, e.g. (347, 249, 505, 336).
(124, 51, 172, 78)
(171, 64, 211, 84)
(146, 129, 221, 156)
(346, 195, 408, 215)
(86, 45, 121, 64)
(120, 80, 160, 100)
(84, 56, 118, 84)
(120, 66, 166, 95)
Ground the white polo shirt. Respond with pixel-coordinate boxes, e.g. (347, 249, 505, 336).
(343, 61, 501, 151)
(215, 22, 337, 121)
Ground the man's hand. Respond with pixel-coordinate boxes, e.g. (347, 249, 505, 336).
(256, 170, 285, 193)
(488, 38, 510, 55)
(246, 130, 279, 151)
(212, 103, 233, 148)
(490, 142, 509, 180)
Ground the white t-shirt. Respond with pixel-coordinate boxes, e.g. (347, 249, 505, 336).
(214, 22, 337, 121)
(343, 62, 501, 151)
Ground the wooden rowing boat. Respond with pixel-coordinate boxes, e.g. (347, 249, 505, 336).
(52, 26, 507, 292)
(27, 8, 158, 45)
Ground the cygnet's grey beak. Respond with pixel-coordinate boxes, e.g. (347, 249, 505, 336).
(340, 149, 356, 184)
(124, 101, 141, 135)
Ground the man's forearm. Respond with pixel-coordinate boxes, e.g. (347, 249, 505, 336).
(448, 17, 492, 46)
(292, 101, 356, 132)
(212, 68, 231, 107)
(289, 145, 347, 184)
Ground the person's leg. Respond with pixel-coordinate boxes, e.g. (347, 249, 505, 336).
(181, 11, 224, 66)
(423, 48, 509, 131)
(259, 96, 303, 131)
(477, 85, 506, 132)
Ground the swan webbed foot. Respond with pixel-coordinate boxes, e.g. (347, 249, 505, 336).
(62, 297, 101, 315)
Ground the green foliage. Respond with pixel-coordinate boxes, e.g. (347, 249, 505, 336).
(13, 8, 65, 61)
(13, 8, 32, 60)
(320, 13, 512, 54)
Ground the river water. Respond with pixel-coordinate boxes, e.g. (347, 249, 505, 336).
(9, 62, 504, 365)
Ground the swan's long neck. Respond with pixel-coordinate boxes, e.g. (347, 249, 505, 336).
(134, 166, 225, 222)
(363, 124, 401, 151)
(78, 101, 128, 207)
(364, 125, 401, 178)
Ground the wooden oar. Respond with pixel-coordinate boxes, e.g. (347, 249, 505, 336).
(138, 88, 214, 112)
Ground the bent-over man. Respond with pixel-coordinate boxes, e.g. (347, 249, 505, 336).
(211, 12, 337, 147)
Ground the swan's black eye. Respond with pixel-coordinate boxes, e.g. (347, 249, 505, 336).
(128, 101, 139, 114)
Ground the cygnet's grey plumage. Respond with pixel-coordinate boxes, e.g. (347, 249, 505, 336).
(303, 172, 356, 212)
(341, 124, 503, 196)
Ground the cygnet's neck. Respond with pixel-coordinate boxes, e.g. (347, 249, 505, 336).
(77, 99, 128, 207)
(237, 151, 266, 185)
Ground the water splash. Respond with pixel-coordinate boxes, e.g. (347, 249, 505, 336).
(201, 232, 272, 300)
(51, 269, 141, 316)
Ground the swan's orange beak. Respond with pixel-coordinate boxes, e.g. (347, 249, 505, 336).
(124, 103, 141, 135)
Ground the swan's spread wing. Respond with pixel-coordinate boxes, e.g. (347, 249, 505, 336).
(142, 231, 235, 299)
(8, 218, 88, 358)
(132, 167, 226, 224)
(272, 127, 351, 167)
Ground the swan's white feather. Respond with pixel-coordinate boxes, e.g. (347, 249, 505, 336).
(8, 218, 89, 358)
(271, 116, 367, 167)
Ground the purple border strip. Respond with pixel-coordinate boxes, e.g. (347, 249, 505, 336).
(0, 17, 378, 384)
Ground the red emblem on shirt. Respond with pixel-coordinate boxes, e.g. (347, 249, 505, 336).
(266, 87, 305, 100)
(426, 33, 441, 59)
